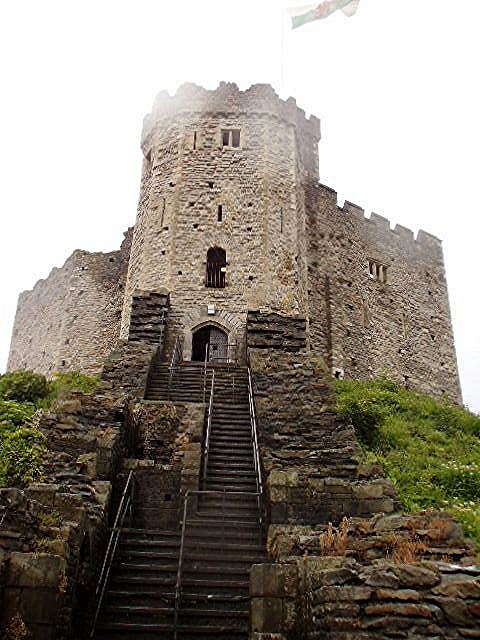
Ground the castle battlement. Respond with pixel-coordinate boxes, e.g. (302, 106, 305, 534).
(319, 184, 442, 251)
(142, 81, 321, 148)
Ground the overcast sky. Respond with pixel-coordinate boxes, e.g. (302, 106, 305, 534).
(0, 0, 478, 411)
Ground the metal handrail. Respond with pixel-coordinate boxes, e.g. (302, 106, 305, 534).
(174, 489, 261, 639)
(90, 471, 136, 638)
(248, 367, 264, 527)
(203, 343, 209, 402)
(174, 493, 190, 640)
(202, 371, 215, 484)
(168, 336, 183, 400)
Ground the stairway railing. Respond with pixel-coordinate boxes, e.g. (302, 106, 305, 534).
(174, 489, 261, 639)
(168, 336, 183, 400)
(248, 367, 265, 529)
(90, 470, 136, 638)
(202, 371, 216, 485)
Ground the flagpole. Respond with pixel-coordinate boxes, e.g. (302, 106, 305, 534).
(280, 3, 286, 96)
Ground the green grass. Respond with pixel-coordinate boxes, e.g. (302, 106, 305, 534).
(335, 378, 480, 544)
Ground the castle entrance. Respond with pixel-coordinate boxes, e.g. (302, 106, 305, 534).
(191, 325, 228, 362)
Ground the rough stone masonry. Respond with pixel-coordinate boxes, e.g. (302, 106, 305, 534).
(7, 82, 462, 402)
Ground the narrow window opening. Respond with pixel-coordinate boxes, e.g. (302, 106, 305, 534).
(161, 250, 166, 255)
(160, 198, 166, 226)
(222, 130, 230, 146)
(193, 223, 198, 229)
(206, 247, 226, 288)
(61, 360, 66, 367)
(193, 131, 197, 150)
(208, 181, 214, 188)
(231, 129, 241, 147)
(178, 270, 182, 275)
(217, 205, 223, 222)
(280, 208, 284, 233)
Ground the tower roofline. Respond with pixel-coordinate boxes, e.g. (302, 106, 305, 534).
(142, 81, 321, 145)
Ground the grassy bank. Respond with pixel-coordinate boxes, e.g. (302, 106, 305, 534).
(335, 378, 480, 545)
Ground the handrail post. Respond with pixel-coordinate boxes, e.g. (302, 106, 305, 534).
(168, 336, 182, 401)
(248, 367, 264, 530)
(174, 492, 190, 640)
(202, 371, 215, 486)
(203, 343, 209, 402)
(90, 471, 135, 638)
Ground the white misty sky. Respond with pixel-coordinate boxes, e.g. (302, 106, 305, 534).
(0, 0, 478, 411)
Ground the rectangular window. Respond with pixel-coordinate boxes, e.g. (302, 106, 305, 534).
(221, 129, 241, 148)
(368, 260, 388, 283)
(217, 205, 223, 222)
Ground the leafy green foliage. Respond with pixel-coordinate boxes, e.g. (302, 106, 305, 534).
(0, 400, 36, 428)
(335, 378, 480, 545)
(48, 371, 99, 398)
(0, 427, 46, 487)
(0, 371, 49, 403)
(0, 369, 98, 488)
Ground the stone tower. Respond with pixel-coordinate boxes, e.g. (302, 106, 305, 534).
(7, 82, 462, 403)
(120, 82, 320, 360)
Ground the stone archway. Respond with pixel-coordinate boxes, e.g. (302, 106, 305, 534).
(191, 324, 229, 362)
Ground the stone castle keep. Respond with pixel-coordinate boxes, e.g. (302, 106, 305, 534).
(8, 81, 461, 403)
(4, 84, 478, 640)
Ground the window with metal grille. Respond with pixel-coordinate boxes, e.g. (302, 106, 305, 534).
(206, 247, 227, 288)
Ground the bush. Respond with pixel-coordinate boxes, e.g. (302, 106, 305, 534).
(0, 400, 36, 427)
(49, 371, 99, 397)
(0, 427, 46, 487)
(0, 371, 49, 403)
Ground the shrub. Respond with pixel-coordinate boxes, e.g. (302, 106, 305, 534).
(0, 427, 46, 487)
(0, 371, 49, 403)
(48, 371, 99, 397)
(0, 400, 36, 428)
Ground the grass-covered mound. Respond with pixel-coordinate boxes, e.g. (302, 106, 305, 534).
(0, 370, 98, 487)
(335, 378, 480, 545)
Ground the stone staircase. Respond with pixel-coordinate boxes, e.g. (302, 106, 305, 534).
(92, 361, 265, 639)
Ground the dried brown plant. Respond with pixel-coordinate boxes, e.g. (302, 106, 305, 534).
(318, 518, 349, 556)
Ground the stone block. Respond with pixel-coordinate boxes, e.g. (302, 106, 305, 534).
(250, 564, 299, 597)
(6, 552, 65, 589)
(24, 484, 59, 508)
(251, 597, 297, 634)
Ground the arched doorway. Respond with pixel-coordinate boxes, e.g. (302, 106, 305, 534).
(192, 325, 228, 362)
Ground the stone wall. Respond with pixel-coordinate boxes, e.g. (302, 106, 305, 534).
(306, 185, 461, 402)
(7, 229, 132, 377)
(251, 512, 480, 639)
(250, 349, 400, 525)
(246, 312, 306, 352)
(0, 387, 134, 639)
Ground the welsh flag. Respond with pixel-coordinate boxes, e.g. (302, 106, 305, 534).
(290, 0, 360, 29)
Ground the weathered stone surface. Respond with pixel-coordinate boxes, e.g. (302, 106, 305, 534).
(250, 564, 299, 598)
(8, 228, 132, 376)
